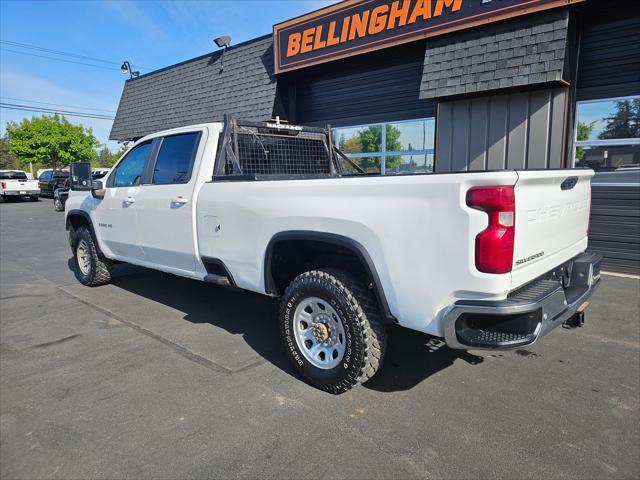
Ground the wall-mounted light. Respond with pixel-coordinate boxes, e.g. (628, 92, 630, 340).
(213, 35, 231, 73)
(120, 61, 140, 79)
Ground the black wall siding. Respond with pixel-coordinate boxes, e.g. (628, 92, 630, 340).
(294, 42, 436, 127)
(589, 180, 640, 275)
(577, 16, 640, 100)
(435, 87, 567, 172)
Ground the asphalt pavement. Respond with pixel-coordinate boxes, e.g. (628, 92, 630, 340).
(1, 198, 639, 479)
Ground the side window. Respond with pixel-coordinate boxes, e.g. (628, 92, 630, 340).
(152, 132, 200, 185)
(113, 142, 152, 187)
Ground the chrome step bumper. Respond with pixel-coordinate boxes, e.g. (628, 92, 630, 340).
(443, 251, 602, 350)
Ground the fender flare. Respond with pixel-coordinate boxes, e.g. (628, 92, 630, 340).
(264, 231, 397, 324)
(66, 209, 101, 253)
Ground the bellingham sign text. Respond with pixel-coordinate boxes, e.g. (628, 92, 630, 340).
(273, 0, 585, 73)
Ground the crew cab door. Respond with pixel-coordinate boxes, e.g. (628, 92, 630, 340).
(135, 130, 203, 273)
(93, 141, 154, 260)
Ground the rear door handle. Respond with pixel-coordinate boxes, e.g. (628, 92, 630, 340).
(124, 196, 136, 204)
(172, 196, 189, 205)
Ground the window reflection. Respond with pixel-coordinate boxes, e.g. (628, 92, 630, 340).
(576, 99, 640, 141)
(334, 118, 435, 175)
(574, 96, 640, 171)
(575, 145, 640, 171)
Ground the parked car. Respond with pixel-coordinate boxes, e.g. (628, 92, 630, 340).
(38, 169, 69, 198)
(64, 119, 602, 394)
(54, 170, 109, 211)
(0, 170, 40, 202)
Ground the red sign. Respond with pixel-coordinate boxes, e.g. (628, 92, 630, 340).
(273, 0, 585, 74)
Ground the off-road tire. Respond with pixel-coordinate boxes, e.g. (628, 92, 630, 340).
(30, 195, 40, 202)
(280, 269, 387, 394)
(73, 226, 112, 286)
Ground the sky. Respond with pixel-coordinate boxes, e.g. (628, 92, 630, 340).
(0, 0, 334, 150)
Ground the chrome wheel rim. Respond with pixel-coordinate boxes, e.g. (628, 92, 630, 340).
(76, 240, 91, 275)
(54, 198, 61, 210)
(293, 297, 346, 370)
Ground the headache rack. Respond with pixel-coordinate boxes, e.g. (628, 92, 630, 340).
(212, 116, 363, 180)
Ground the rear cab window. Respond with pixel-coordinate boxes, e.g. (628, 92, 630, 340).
(0, 171, 28, 180)
(152, 132, 201, 185)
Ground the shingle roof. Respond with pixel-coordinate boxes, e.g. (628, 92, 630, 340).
(419, 9, 569, 100)
(109, 35, 277, 141)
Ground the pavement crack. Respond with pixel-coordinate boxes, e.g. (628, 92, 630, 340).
(29, 334, 81, 349)
(57, 286, 235, 376)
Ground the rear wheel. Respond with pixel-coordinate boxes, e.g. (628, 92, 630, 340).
(30, 195, 39, 202)
(73, 226, 112, 286)
(280, 269, 386, 394)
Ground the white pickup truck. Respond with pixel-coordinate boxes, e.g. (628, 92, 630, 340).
(65, 119, 602, 393)
(0, 170, 40, 202)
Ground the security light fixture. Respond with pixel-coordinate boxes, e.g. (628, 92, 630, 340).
(214, 36, 231, 48)
(214, 36, 232, 73)
(120, 61, 140, 79)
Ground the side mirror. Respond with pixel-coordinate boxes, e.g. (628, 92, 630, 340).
(70, 162, 92, 191)
(91, 180, 105, 199)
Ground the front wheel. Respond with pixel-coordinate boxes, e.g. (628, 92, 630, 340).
(73, 226, 112, 286)
(280, 269, 387, 394)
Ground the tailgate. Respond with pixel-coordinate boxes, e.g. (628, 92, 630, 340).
(2, 180, 37, 192)
(511, 169, 594, 289)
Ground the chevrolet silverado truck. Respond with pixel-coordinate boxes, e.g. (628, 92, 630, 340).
(0, 170, 40, 202)
(65, 118, 602, 393)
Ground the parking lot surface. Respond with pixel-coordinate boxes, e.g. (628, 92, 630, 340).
(1, 199, 639, 479)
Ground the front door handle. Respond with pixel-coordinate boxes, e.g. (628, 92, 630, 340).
(172, 196, 189, 205)
(124, 196, 136, 205)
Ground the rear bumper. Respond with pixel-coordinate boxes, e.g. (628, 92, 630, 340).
(1, 190, 40, 196)
(443, 251, 602, 350)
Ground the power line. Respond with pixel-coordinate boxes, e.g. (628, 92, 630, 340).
(1, 48, 118, 71)
(0, 96, 116, 113)
(0, 39, 153, 70)
(1, 103, 115, 120)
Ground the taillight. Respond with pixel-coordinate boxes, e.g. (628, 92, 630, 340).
(1, 182, 6, 189)
(466, 186, 516, 274)
(38, 181, 43, 189)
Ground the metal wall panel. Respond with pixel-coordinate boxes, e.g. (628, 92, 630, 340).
(486, 96, 509, 171)
(451, 102, 470, 172)
(294, 42, 436, 127)
(469, 98, 489, 171)
(577, 16, 640, 100)
(590, 172, 640, 274)
(435, 87, 567, 172)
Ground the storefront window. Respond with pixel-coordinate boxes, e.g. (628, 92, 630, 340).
(574, 96, 640, 171)
(334, 118, 435, 175)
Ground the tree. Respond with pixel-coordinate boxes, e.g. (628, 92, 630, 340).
(338, 125, 402, 172)
(575, 120, 596, 163)
(598, 99, 640, 140)
(5, 114, 99, 170)
(95, 146, 112, 168)
(0, 136, 21, 170)
(93, 144, 129, 168)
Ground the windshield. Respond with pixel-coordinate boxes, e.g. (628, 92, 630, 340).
(53, 171, 69, 178)
(0, 171, 28, 180)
